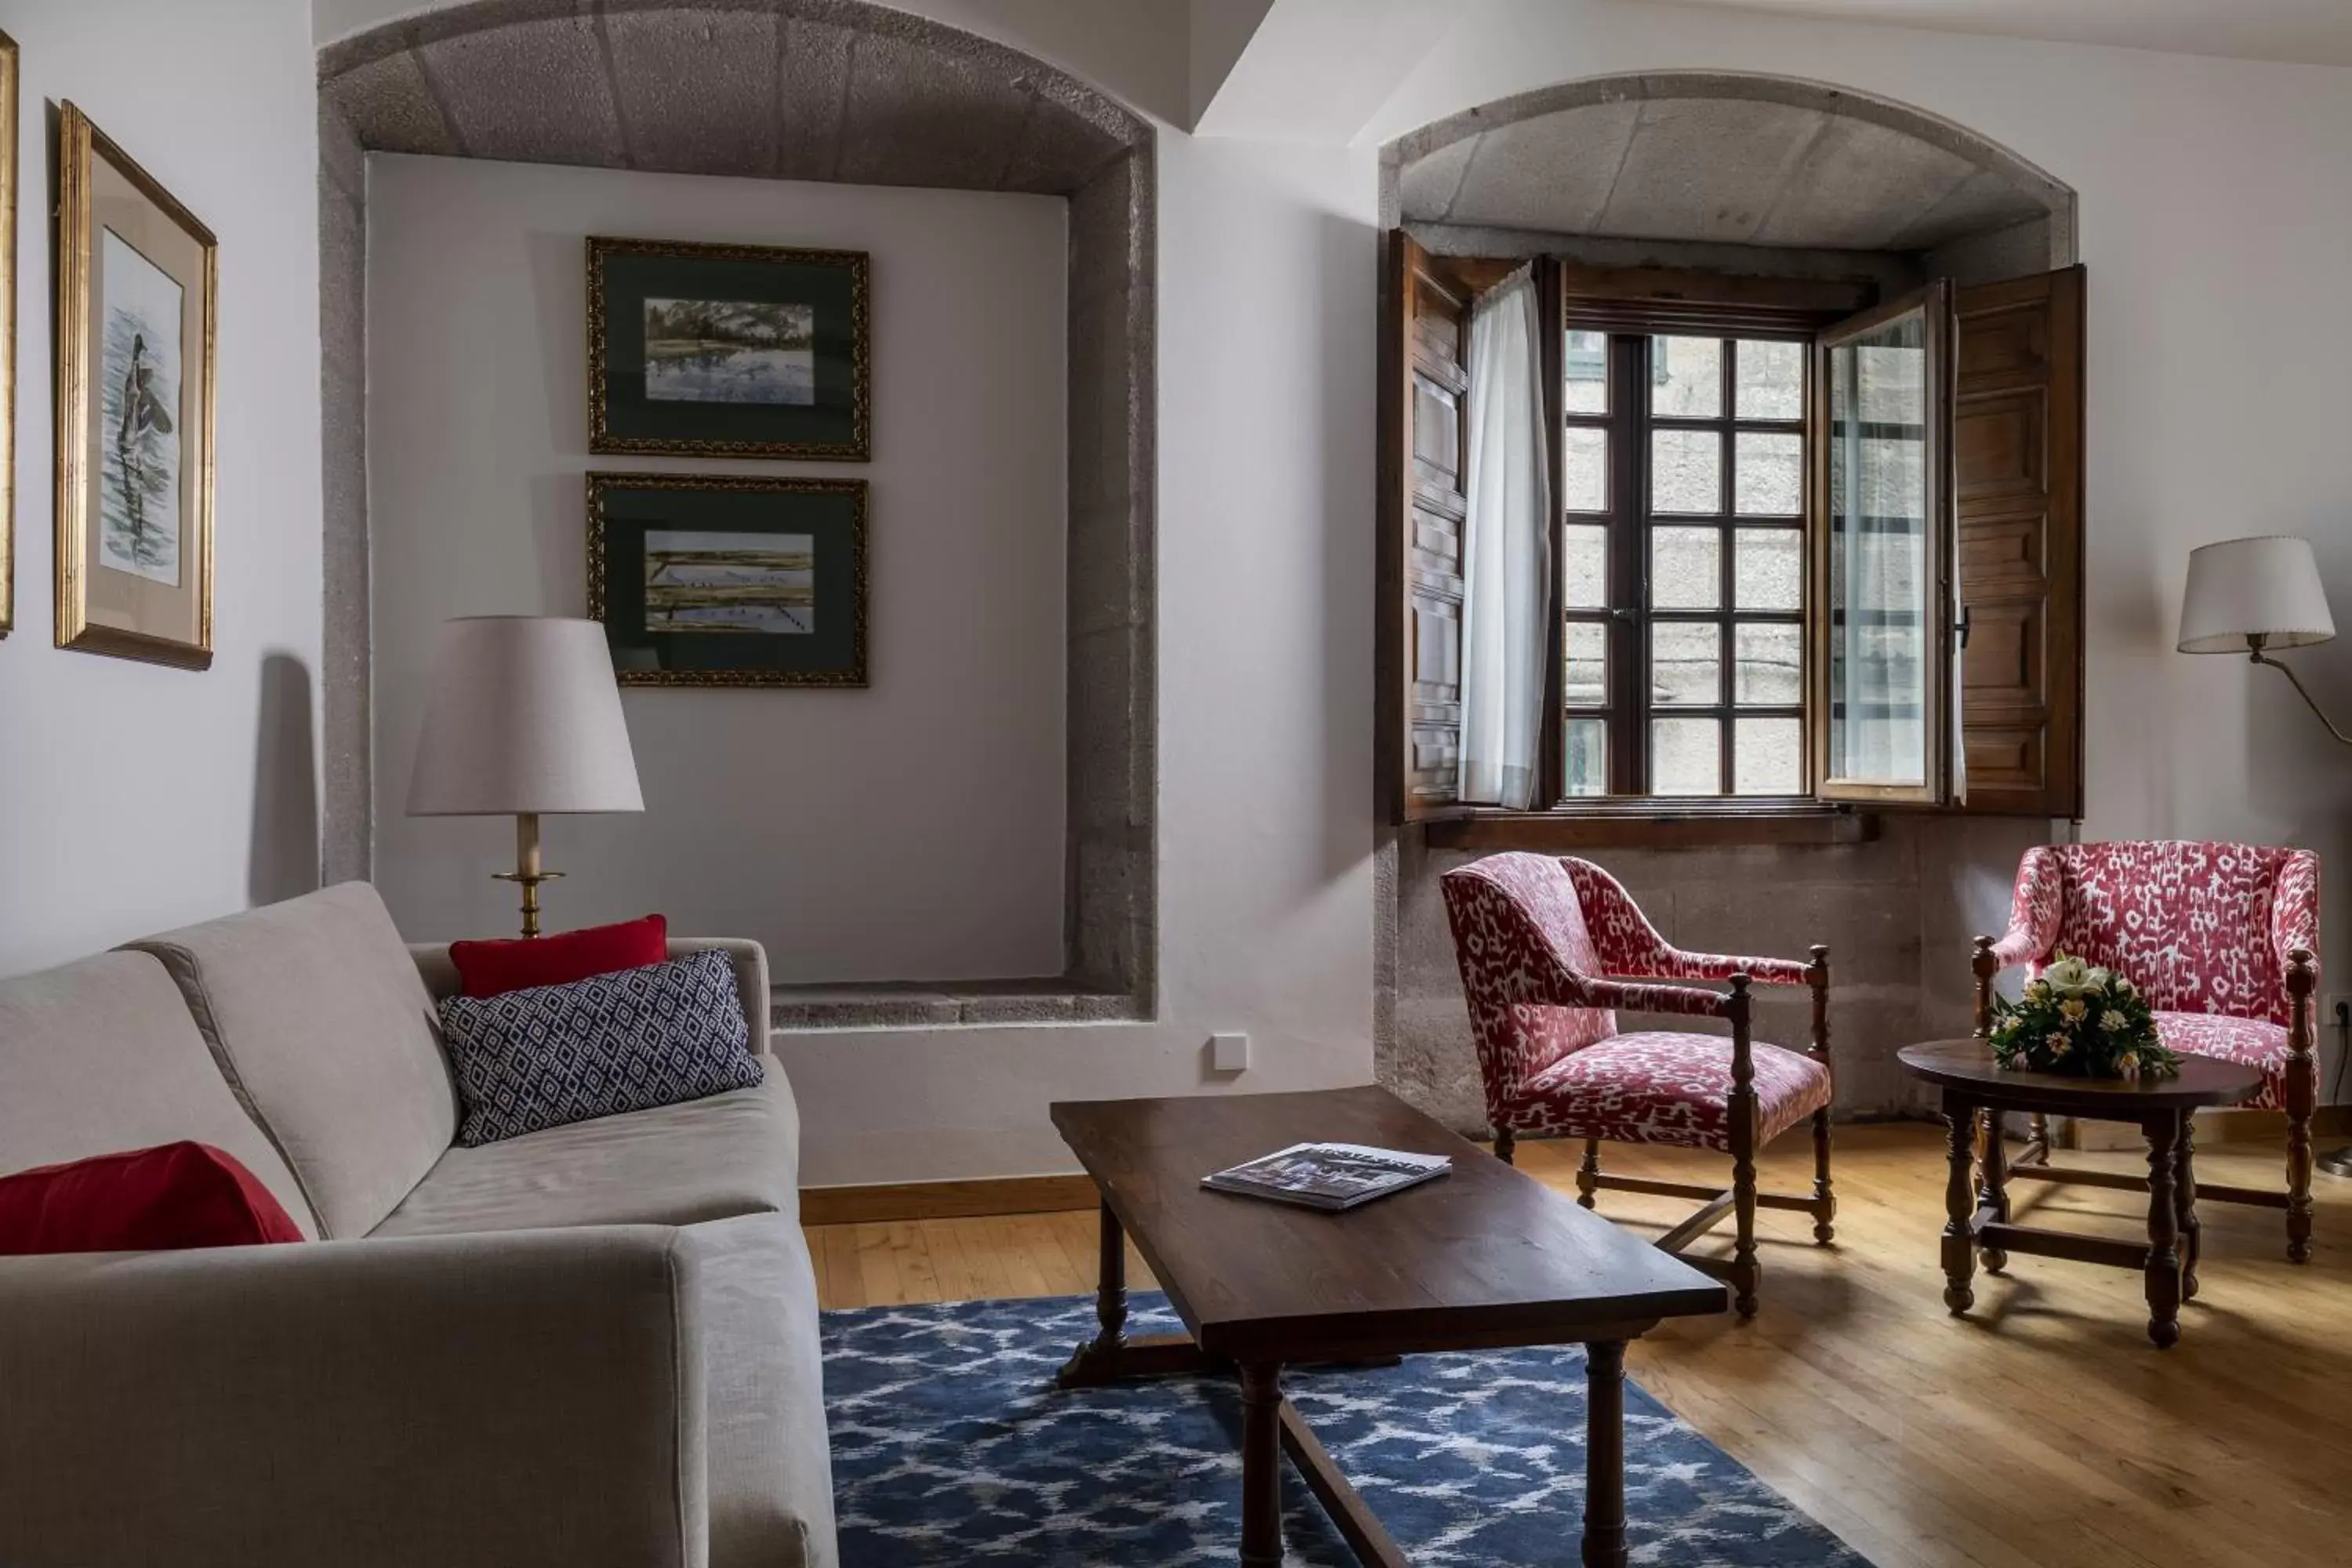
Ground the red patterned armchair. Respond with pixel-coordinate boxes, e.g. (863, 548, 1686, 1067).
(1441, 852, 1835, 1316)
(1973, 840, 2321, 1261)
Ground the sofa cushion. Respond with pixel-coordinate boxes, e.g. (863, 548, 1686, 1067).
(0, 950, 319, 1239)
(371, 1074, 800, 1238)
(413, 937, 775, 1057)
(437, 951, 764, 1147)
(686, 1214, 839, 1568)
(451, 914, 670, 998)
(0, 1142, 307, 1254)
(125, 883, 457, 1240)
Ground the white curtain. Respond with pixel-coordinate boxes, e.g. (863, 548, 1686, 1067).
(1457, 265, 1552, 809)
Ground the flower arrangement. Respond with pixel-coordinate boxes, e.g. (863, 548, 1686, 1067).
(1989, 954, 2180, 1079)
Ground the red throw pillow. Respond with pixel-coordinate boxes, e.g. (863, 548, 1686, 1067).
(451, 913, 670, 998)
(0, 1142, 306, 1254)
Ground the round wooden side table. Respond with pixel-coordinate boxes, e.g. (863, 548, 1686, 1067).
(1896, 1039, 2264, 1348)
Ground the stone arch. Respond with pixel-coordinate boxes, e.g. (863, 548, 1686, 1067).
(1379, 70, 2074, 274)
(318, 0, 1156, 1014)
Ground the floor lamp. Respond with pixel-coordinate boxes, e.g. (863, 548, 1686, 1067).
(2177, 535, 2350, 1177)
(407, 616, 645, 938)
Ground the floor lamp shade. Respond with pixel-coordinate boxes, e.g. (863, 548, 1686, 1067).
(2178, 535, 2337, 654)
(408, 617, 644, 816)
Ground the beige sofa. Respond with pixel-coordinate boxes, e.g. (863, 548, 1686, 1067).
(0, 882, 835, 1568)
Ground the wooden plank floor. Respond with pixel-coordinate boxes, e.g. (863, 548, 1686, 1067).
(804, 1123, 2352, 1567)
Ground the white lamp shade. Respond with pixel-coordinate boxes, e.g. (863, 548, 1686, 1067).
(407, 617, 645, 815)
(2177, 535, 2337, 654)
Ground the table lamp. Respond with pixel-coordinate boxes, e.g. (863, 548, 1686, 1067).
(406, 616, 644, 937)
(2177, 535, 2347, 1176)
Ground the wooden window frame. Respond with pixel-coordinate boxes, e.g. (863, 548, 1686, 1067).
(1541, 276, 1855, 822)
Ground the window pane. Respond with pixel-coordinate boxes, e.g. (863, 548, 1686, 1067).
(1734, 430, 1802, 515)
(1564, 329, 1608, 415)
(1564, 718, 1607, 797)
(1650, 526, 1720, 609)
(1563, 424, 1608, 513)
(1650, 430, 1720, 514)
(1650, 622, 1721, 707)
(1563, 620, 1607, 706)
(1736, 339, 1804, 420)
(1826, 307, 1930, 786)
(1734, 717, 1803, 794)
(1651, 336, 1722, 418)
(1734, 622, 1802, 706)
(1563, 524, 1607, 609)
(1735, 528, 1802, 611)
(1651, 717, 1722, 796)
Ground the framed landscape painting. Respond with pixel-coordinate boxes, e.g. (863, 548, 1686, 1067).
(54, 103, 216, 670)
(588, 473, 867, 686)
(587, 236, 869, 460)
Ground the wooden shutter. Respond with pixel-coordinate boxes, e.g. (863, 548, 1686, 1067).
(1380, 231, 1472, 823)
(1951, 265, 2085, 817)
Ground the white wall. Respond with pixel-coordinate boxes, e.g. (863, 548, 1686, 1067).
(1364, 0, 2352, 1051)
(368, 157, 1070, 982)
(0, 0, 322, 978)
(772, 132, 1384, 1181)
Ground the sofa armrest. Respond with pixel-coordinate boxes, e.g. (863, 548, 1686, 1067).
(0, 1227, 708, 1568)
(408, 936, 773, 1054)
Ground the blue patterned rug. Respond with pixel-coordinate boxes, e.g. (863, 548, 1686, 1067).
(823, 1293, 1868, 1566)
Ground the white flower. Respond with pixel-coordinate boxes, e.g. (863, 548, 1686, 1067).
(2085, 966, 2114, 992)
(2026, 978, 2053, 1004)
(2045, 957, 2097, 998)
(2117, 1051, 2140, 1074)
(2116, 978, 2136, 998)
(2100, 1009, 2128, 1033)
(2045, 1032, 2072, 1058)
(2060, 996, 2088, 1022)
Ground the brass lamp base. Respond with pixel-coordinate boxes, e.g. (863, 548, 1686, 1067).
(488, 811, 564, 938)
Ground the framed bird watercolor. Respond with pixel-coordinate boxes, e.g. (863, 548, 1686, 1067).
(54, 102, 217, 670)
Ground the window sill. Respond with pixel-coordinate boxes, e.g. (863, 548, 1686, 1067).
(1422, 804, 1876, 851)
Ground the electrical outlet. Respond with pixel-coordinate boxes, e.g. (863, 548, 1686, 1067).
(1210, 1032, 1250, 1073)
(2323, 994, 2352, 1032)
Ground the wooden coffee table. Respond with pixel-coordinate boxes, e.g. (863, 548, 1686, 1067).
(1896, 1040, 2264, 1347)
(1049, 1084, 1726, 1568)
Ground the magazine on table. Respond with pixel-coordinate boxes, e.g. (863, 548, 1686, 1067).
(1202, 1142, 1452, 1212)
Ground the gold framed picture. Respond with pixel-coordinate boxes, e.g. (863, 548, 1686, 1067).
(0, 33, 19, 638)
(54, 102, 217, 669)
(586, 236, 870, 461)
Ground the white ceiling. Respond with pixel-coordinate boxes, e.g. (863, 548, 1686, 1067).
(1661, 0, 2352, 71)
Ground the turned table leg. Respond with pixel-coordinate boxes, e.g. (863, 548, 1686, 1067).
(2143, 1113, 2183, 1349)
(1581, 1339, 1628, 1568)
(1977, 1108, 2010, 1272)
(2174, 1112, 2201, 1303)
(1941, 1091, 1979, 1315)
(1240, 1362, 1284, 1568)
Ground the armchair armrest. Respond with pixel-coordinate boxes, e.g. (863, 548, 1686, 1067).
(1559, 858, 1812, 985)
(2271, 849, 2321, 981)
(1987, 845, 2066, 970)
(0, 1227, 708, 1568)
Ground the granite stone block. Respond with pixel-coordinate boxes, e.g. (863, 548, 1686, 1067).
(419, 14, 626, 168)
(322, 49, 460, 157)
(775, 16, 854, 179)
(835, 28, 1031, 191)
(604, 5, 780, 175)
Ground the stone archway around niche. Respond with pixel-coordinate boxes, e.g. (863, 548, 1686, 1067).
(318, 0, 1156, 1022)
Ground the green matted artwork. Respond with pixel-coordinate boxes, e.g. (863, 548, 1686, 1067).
(588, 473, 867, 687)
(587, 235, 869, 460)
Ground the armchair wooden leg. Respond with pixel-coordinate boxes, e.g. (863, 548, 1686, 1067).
(1806, 944, 1835, 1245)
(1728, 975, 1760, 1318)
(1577, 1138, 1601, 1209)
(1493, 1125, 1515, 1167)
(2286, 948, 2318, 1264)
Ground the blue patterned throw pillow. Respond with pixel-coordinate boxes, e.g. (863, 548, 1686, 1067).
(437, 949, 764, 1146)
